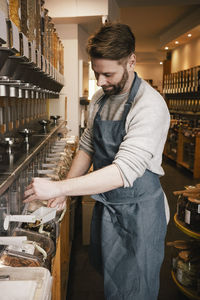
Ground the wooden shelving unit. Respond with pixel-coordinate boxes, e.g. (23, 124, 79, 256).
(52, 197, 72, 300)
(164, 126, 200, 178)
(163, 64, 200, 178)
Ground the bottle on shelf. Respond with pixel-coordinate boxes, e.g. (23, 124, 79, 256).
(185, 197, 200, 232)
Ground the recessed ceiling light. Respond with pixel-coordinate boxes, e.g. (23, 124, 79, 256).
(164, 46, 169, 50)
(175, 41, 179, 44)
(188, 33, 192, 37)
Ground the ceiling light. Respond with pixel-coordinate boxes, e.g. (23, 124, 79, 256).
(164, 46, 169, 50)
(187, 33, 192, 37)
(175, 41, 179, 44)
(160, 62, 163, 65)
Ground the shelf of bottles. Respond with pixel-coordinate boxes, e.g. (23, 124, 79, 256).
(163, 66, 200, 178)
(0, 0, 64, 97)
(0, 0, 65, 136)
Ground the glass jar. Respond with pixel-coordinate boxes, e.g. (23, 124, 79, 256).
(10, 227, 55, 269)
(177, 195, 188, 222)
(185, 197, 200, 232)
(20, 0, 28, 36)
(21, 218, 58, 247)
(9, 0, 21, 30)
(176, 250, 200, 290)
(27, 0, 36, 42)
(167, 240, 193, 272)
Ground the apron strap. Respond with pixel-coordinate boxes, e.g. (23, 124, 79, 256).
(121, 72, 141, 122)
(127, 72, 141, 104)
(92, 193, 118, 224)
(95, 72, 141, 120)
(96, 95, 109, 116)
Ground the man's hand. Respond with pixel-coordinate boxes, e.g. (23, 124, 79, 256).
(24, 178, 62, 203)
(47, 196, 66, 209)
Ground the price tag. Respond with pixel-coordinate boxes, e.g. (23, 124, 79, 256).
(31, 40, 36, 63)
(185, 209, 191, 224)
(41, 55, 45, 72)
(11, 21, 20, 52)
(0, 10, 7, 44)
(176, 268, 183, 284)
(8, 243, 35, 255)
(21, 32, 29, 59)
(46, 59, 50, 75)
(177, 203, 179, 215)
(0, 236, 27, 245)
(37, 48, 41, 69)
(49, 63, 52, 76)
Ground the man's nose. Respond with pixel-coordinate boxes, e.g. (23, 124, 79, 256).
(97, 75, 107, 86)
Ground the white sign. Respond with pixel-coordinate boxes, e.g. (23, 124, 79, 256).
(0, 10, 7, 44)
(11, 21, 20, 52)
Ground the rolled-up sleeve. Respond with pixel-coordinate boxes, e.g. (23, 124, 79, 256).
(79, 127, 94, 156)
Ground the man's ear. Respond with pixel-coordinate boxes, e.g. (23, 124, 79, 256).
(127, 53, 136, 70)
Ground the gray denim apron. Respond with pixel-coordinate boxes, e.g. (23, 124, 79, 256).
(90, 73, 167, 300)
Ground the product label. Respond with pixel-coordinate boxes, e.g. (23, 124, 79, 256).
(31, 40, 36, 63)
(176, 268, 183, 284)
(37, 48, 41, 69)
(8, 243, 35, 255)
(0, 10, 7, 44)
(177, 203, 179, 215)
(22, 32, 29, 59)
(185, 209, 191, 224)
(41, 55, 45, 72)
(12, 21, 20, 52)
(172, 257, 177, 269)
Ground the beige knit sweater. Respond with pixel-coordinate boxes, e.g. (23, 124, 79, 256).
(80, 78, 170, 188)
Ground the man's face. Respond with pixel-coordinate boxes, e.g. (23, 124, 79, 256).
(91, 58, 129, 95)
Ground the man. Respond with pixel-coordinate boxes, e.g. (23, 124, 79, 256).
(25, 23, 170, 300)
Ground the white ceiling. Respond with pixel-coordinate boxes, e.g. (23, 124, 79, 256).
(53, 0, 200, 64)
(116, 0, 200, 63)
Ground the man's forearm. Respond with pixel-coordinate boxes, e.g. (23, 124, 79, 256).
(60, 163, 124, 196)
(24, 155, 124, 203)
(67, 149, 93, 179)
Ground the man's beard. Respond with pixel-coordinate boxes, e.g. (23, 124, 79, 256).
(102, 68, 129, 96)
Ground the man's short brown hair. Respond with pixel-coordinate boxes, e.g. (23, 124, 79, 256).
(87, 23, 135, 61)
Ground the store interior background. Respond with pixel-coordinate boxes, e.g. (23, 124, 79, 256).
(44, 0, 200, 137)
(40, 1, 200, 299)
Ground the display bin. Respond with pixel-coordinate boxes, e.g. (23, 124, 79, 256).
(82, 195, 95, 245)
(0, 266, 52, 300)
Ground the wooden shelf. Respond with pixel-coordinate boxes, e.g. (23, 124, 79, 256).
(164, 128, 200, 178)
(174, 214, 200, 240)
(164, 152, 177, 162)
(171, 271, 200, 300)
(169, 110, 200, 116)
(177, 160, 192, 171)
(52, 197, 72, 300)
